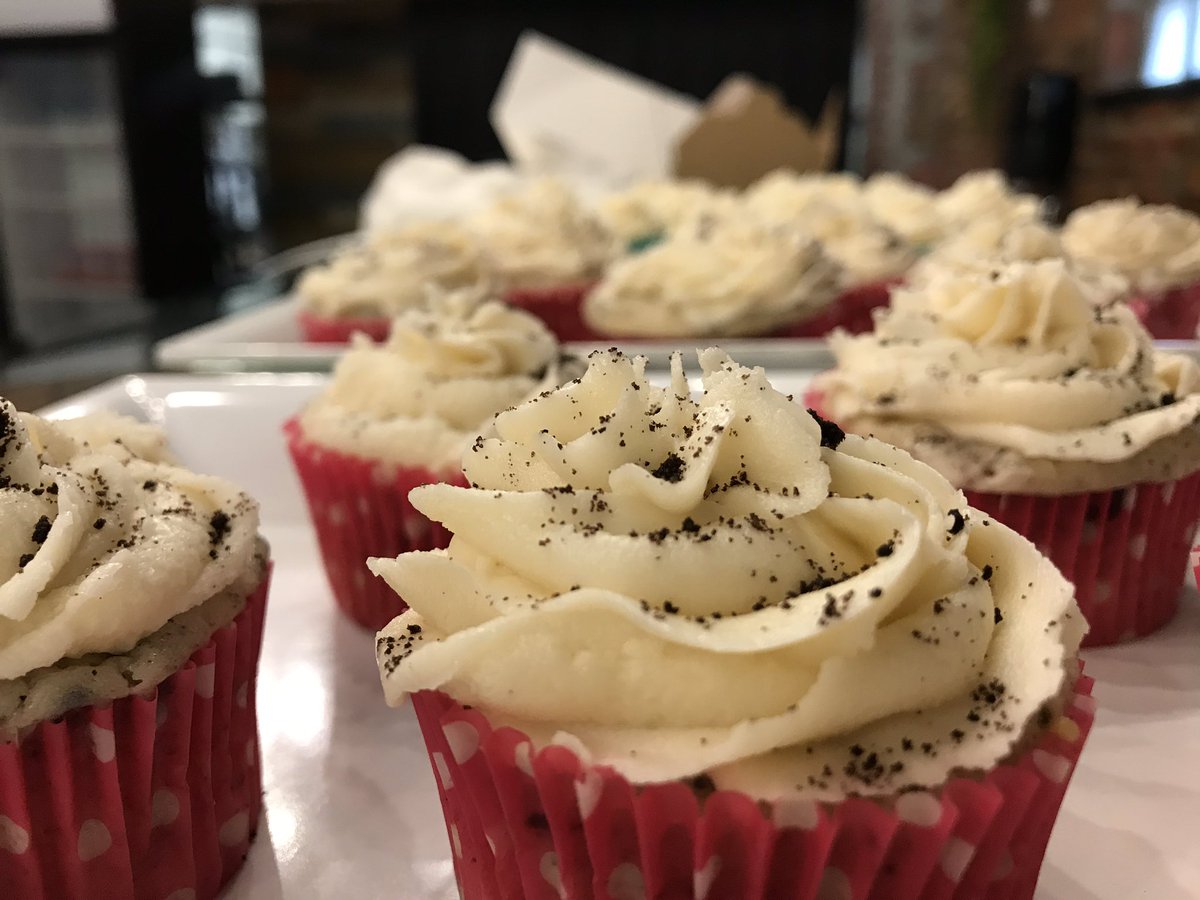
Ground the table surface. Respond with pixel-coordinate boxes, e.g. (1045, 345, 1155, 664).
(38, 373, 1200, 900)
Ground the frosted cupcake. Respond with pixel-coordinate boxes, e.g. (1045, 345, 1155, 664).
(0, 401, 269, 900)
(908, 218, 1130, 308)
(582, 214, 841, 338)
(862, 172, 944, 249)
(746, 170, 912, 334)
(286, 293, 575, 629)
(469, 178, 616, 341)
(813, 259, 1200, 645)
(296, 221, 491, 343)
(934, 170, 1043, 232)
(370, 349, 1092, 900)
(1062, 198, 1200, 338)
(597, 179, 736, 250)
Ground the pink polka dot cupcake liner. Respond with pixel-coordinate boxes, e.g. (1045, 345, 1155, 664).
(0, 571, 271, 900)
(285, 419, 465, 631)
(1128, 281, 1200, 340)
(505, 283, 601, 343)
(410, 666, 1094, 900)
(965, 469, 1200, 647)
(778, 279, 898, 339)
(296, 309, 392, 344)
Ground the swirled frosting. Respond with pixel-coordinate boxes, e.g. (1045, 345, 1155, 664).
(815, 260, 1200, 492)
(862, 173, 944, 247)
(469, 178, 615, 289)
(1062, 198, 1200, 294)
(372, 349, 1084, 798)
(0, 402, 260, 681)
(744, 169, 863, 216)
(935, 170, 1043, 229)
(297, 222, 490, 318)
(582, 215, 842, 337)
(597, 180, 736, 243)
(299, 295, 570, 471)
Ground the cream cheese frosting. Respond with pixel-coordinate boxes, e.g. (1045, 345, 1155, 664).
(597, 180, 736, 243)
(934, 170, 1043, 229)
(469, 177, 615, 289)
(862, 173, 944, 247)
(0, 402, 260, 681)
(1061, 198, 1200, 294)
(298, 295, 569, 472)
(582, 215, 842, 337)
(371, 349, 1084, 799)
(297, 221, 490, 318)
(815, 259, 1200, 493)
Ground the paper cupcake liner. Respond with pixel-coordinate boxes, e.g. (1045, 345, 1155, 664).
(780, 279, 898, 339)
(1129, 281, 1200, 340)
(410, 666, 1093, 900)
(505, 283, 600, 343)
(0, 571, 270, 900)
(296, 309, 392, 344)
(966, 469, 1200, 647)
(285, 419, 464, 630)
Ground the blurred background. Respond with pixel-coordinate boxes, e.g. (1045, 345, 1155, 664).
(0, 0, 1197, 401)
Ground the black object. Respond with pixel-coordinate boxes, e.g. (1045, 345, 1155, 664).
(1005, 72, 1080, 203)
(410, 0, 857, 166)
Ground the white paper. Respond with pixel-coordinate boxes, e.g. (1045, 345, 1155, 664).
(491, 31, 702, 191)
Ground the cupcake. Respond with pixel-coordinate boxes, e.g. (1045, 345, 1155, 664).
(1062, 198, 1200, 338)
(286, 292, 576, 629)
(813, 259, 1200, 645)
(295, 221, 490, 343)
(933, 170, 1044, 232)
(469, 178, 616, 341)
(582, 214, 842, 339)
(369, 348, 1092, 900)
(746, 170, 909, 334)
(862, 172, 944, 250)
(597, 179, 736, 250)
(907, 218, 1130, 308)
(0, 400, 269, 900)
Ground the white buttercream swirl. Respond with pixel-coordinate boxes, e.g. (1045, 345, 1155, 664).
(0, 403, 259, 680)
(1062, 198, 1200, 294)
(597, 180, 737, 243)
(816, 260, 1200, 492)
(862, 173, 944, 247)
(371, 349, 1083, 798)
(297, 221, 490, 318)
(299, 296, 568, 471)
(583, 215, 842, 337)
(934, 170, 1044, 229)
(469, 177, 615, 289)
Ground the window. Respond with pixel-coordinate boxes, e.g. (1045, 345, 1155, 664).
(1142, 0, 1200, 87)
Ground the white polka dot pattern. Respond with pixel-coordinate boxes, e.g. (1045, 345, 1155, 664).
(1128, 534, 1147, 561)
(0, 816, 30, 855)
(694, 855, 722, 900)
(89, 724, 116, 763)
(1032, 750, 1072, 783)
(574, 771, 603, 820)
(815, 866, 851, 900)
(939, 837, 975, 882)
(513, 741, 535, 776)
(236, 682, 249, 709)
(450, 824, 462, 859)
(606, 861, 646, 900)
(194, 663, 216, 700)
(218, 811, 250, 847)
(77, 819, 112, 862)
(432, 751, 453, 789)
(443, 721, 480, 764)
(152, 790, 181, 828)
(772, 798, 820, 830)
(895, 791, 943, 827)
(539, 851, 566, 898)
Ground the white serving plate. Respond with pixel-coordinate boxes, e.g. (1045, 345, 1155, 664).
(152, 295, 838, 373)
(37, 374, 1200, 900)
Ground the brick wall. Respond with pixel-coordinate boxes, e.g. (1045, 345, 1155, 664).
(866, 0, 1200, 213)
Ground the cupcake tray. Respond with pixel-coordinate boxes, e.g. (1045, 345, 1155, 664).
(34, 372, 1200, 900)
